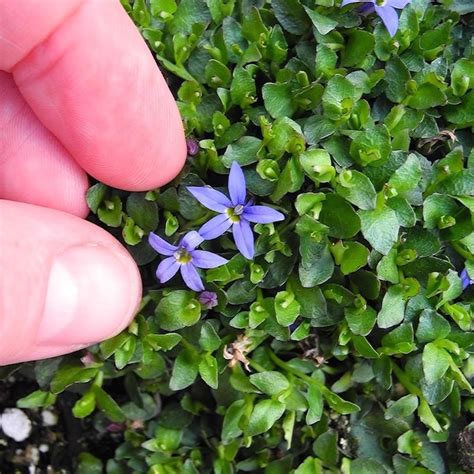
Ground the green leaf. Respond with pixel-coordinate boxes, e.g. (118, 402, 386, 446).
(388, 154, 422, 194)
(271, 0, 311, 35)
(205, 59, 231, 88)
(274, 291, 301, 326)
(246, 399, 286, 436)
(72, 391, 96, 419)
(350, 458, 386, 474)
(199, 322, 221, 352)
(93, 386, 126, 422)
(51, 366, 98, 394)
(322, 75, 357, 121)
(341, 30, 375, 68)
(222, 136, 261, 167)
(156, 291, 201, 331)
(385, 394, 419, 419)
(306, 383, 323, 424)
(423, 194, 459, 229)
(262, 83, 297, 119)
(98, 195, 123, 227)
(230, 67, 256, 109)
(340, 242, 369, 275)
(387, 196, 416, 228)
(126, 193, 159, 232)
(384, 57, 410, 103)
(399, 227, 441, 257)
(299, 237, 334, 287)
(295, 457, 323, 474)
(345, 306, 377, 336)
(422, 343, 451, 384)
(199, 353, 219, 389)
(304, 116, 336, 145)
(350, 125, 392, 167)
(314, 430, 338, 466)
(335, 170, 377, 210)
(17, 390, 56, 409)
(249, 371, 290, 396)
(222, 400, 246, 441)
(377, 285, 406, 328)
(443, 90, 474, 127)
(323, 390, 360, 414)
(86, 183, 107, 213)
(144, 333, 182, 351)
(436, 169, 474, 196)
(407, 83, 447, 110)
(170, 348, 199, 390)
(416, 309, 451, 342)
(76, 453, 103, 474)
(377, 249, 399, 284)
(300, 149, 335, 184)
(169, 0, 211, 34)
(304, 7, 337, 35)
(359, 206, 400, 255)
(319, 193, 361, 239)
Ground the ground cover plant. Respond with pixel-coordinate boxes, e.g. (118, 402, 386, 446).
(1, 0, 473, 472)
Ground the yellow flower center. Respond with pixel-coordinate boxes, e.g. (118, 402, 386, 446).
(226, 205, 244, 223)
(174, 248, 192, 264)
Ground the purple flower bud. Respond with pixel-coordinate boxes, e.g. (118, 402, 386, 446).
(80, 351, 96, 367)
(186, 137, 200, 156)
(106, 423, 125, 433)
(199, 291, 218, 309)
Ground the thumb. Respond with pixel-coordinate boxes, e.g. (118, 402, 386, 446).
(0, 200, 141, 365)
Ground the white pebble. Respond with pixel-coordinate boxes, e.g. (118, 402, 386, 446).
(41, 410, 58, 427)
(0, 408, 32, 442)
(39, 443, 49, 453)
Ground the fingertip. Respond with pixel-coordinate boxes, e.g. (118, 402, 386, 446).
(37, 242, 141, 348)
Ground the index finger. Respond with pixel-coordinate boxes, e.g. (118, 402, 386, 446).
(1, 0, 186, 191)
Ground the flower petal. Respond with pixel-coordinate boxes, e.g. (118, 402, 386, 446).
(341, 0, 371, 5)
(243, 205, 285, 224)
(180, 264, 204, 292)
(148, 232, 177, 256)
(375, 5, 399, 37)
(180, 231, 204, 251)
(387, 0, 411, 8)
(156, 257, 180, 283)
(228, 161, 247, 206)
(199, 214, 232, 240)
(191, 250, 228, 269)
(233, 220, 254, 259)
(187, 186, 232, 212)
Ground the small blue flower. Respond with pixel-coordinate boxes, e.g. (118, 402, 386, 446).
(148, 231, 228, 292)
(460, 268, 473, 290)
(341, 0, 412, 37)
(187, 162, 285, 259)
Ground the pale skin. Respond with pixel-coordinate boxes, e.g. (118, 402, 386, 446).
(0, 0, 186, 365)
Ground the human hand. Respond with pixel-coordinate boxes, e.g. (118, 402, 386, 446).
(0, 0, 186, 365)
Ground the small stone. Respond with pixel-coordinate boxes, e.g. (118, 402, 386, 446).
(39, 444, 49, 453)
(41, 410, 58, 427)
(0, 408, 32, 442)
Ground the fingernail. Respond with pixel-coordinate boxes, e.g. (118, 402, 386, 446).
(37, 243, 140, 347)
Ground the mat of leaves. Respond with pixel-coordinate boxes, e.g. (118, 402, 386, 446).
(2, 0, 474, 473)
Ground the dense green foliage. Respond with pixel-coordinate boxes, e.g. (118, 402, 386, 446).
(3, 0, 474, 472)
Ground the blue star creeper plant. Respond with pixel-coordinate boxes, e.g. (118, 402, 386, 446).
(19, 1, 474, 473)
(187, 161, 285, 259)
(148, 230, 227, 291)
(342, 0, 411, 37)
